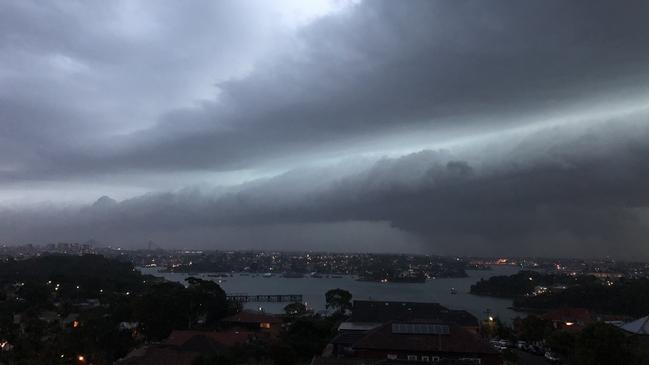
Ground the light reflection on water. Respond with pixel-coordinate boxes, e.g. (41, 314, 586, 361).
(138, 265, 522, 323)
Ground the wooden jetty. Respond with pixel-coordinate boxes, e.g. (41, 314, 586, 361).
(227, 293, 303, 303)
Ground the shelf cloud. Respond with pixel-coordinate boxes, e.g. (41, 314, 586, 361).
(2, 1, 649, 257)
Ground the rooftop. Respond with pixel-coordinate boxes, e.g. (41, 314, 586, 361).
(350, 300, 478, 328)
(353, 321, 496, 355)
(165, 330, 254, 349)
(221, 310, 282, 324)
(543, 308, 593, 323)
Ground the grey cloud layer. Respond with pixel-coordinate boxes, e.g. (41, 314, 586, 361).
(3, 0, 649, 182)
(3, 1, 649, 257)
(3, 116, 649, 258)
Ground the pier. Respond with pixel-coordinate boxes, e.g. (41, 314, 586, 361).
(227, 293, 303, 303)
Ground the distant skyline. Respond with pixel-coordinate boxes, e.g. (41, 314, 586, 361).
(2, 1, 649, 259)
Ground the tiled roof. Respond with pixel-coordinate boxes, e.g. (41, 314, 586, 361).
(543, 308, 592, 323)
(117, 330, 254, 364)
(331, 332, 368, 346)
(353, 321, 496, 354)
(221, 310, 283, 324)
(116, 346, 200, 365)
(350, 300, 478, 327)
(165, 330, 254, 348)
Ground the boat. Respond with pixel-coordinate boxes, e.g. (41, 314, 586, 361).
(450, 288, 457, 294)
(262, 273, 273, 278)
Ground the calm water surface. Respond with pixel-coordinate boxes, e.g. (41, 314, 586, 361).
(138, 265, 521, 323)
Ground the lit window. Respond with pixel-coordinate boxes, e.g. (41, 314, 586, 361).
(387, 354, 397, 360)
(408, 355, 417, 361)
(259, 322, 271, 329)
(421, 356, 430, 362)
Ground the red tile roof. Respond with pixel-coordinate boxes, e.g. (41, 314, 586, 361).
(165, 330, 254, 348)
(116, 346, 200, 365)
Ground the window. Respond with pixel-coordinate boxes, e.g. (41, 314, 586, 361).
(421, 356, 430, 362)
(407, 355, 417, 361)
(431, 356, 440, 362)
(387, 354, 397, 360)
(259, 322, 271, 329)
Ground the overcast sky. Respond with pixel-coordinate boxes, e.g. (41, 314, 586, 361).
(2, 0, 649, 258)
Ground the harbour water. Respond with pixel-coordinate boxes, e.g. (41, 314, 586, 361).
(138, 265, 522, 323)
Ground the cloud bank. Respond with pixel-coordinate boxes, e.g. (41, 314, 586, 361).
(2, 1, 649, 257)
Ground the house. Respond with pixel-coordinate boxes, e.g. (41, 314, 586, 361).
(116, 330, 255, 365)
(341, 300, 479, 333)
(543, 308, 593, 330)
(333, 321, 501, 365)
(331, 301, 482, 358)
(61, 313, 79, 329)
(220, 310, 282, 336)
(165, 329, 255, 350)
(115, 345, 201, 365)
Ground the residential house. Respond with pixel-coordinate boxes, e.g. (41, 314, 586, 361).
(220, 310, 282, 336)
(543, 308, 593, 330)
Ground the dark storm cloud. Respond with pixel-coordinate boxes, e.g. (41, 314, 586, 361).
(3, 0, 649, 181)
(3, 1, 649, 257)
(3, 116, 649, 258)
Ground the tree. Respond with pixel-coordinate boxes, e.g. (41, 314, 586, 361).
(482, 317, 514, 339)
(517, 315, 552, 342)
(134, 282, 189, 339)
(284, 302, 307, 317)
(284, 317, 336, 359)
(575, 322, 633, 365)
(185, 277, 228, 327)
(325, 288, 352, 314)
(546, 330, 576, 360)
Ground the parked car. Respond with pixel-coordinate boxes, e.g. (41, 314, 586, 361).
(545, 351, 561, 363)
(498, 339, 514, 348)
(498, 345, 510, 352)
(516, 340, 528, 350)
(528, 345, 545, 356)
